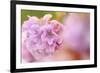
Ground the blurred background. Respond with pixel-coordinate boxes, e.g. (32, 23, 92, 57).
(21, 10, 66, 24)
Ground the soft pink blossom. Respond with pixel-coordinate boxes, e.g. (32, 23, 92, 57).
(22, 14, 63, 62)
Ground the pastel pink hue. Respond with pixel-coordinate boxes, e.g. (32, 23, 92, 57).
(63, 13, 90, 52)
(22, 13, 90, 62)
(22, 14, 64, 62)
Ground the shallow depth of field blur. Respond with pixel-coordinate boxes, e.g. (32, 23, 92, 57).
(21, 9, 90, 63)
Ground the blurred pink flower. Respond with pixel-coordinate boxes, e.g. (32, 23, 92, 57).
(22, 14, 63, 62)
(63, 13, 90, 52)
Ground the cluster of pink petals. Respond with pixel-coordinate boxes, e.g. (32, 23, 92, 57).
(22, 14, 63, 62)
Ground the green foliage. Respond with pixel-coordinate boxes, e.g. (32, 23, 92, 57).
(21, 10, 58, 24)
(21, 10, 67, 24)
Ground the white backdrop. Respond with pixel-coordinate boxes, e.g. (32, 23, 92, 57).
(0, 0, 99, 73)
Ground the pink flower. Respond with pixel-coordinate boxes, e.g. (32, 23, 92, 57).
(22, 14, 63, 62)
(62, 13, 90, 52)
